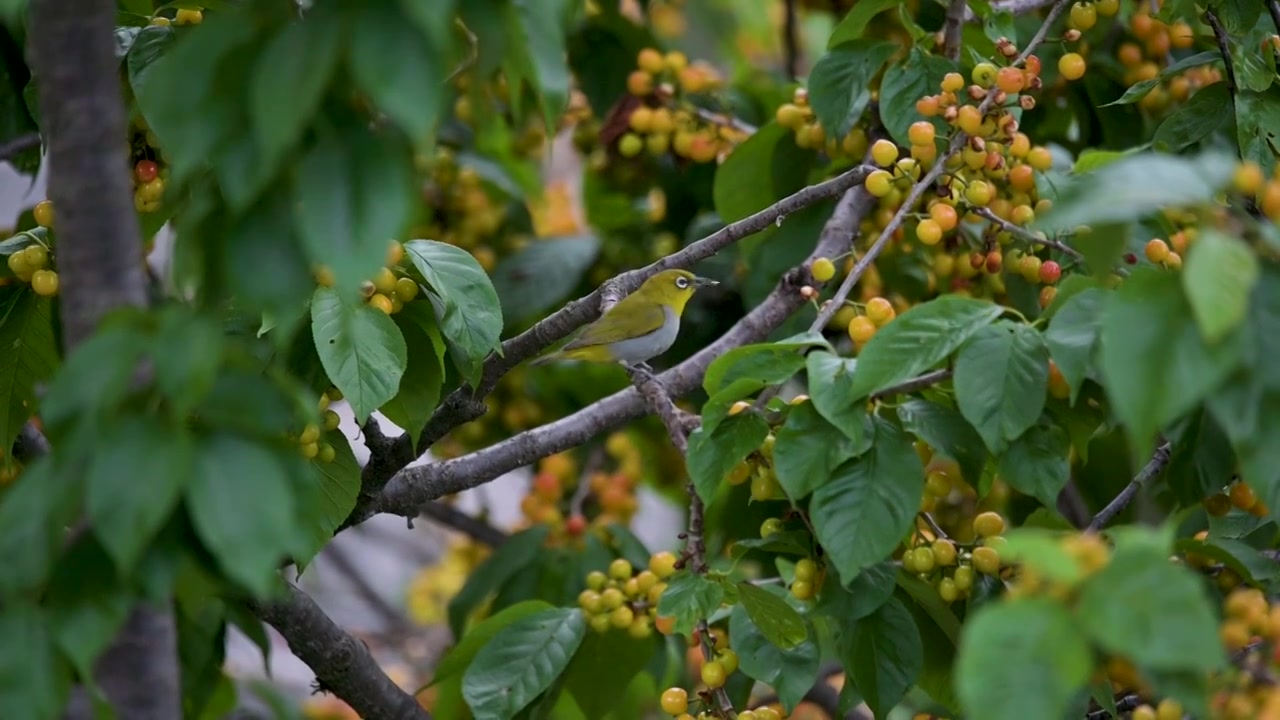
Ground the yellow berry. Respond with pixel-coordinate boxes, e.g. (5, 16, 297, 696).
(811, 257, 836, 282)
(871, 139, 899, 166)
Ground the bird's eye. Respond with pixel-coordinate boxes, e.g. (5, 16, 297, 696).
(675, 276, 689, 289)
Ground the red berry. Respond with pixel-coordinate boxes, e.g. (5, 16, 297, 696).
(1038, 260, 1061, 284)
(134, 159, 159, 184)
(565, 514, 588, 535)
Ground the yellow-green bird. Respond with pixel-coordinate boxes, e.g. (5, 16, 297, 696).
(533, 269, 718, 369)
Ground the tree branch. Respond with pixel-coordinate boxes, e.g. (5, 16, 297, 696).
(28, 0, 173, 717)
(783, 0, 800, 79)
(962, 0, 1057, 23)
(1269, 0, 1280, 36)
(973, 207, 1084, 261)
(343, 167, 875, 528)
(1204, 10, 1237, 95)
(249, 583, 432, 720)
(355, 187, 877, 527)
(943, 0, 967, 60)
(1086, 440, 1172, 532)
(0, 132, 40, 162)
(419, 501, 509, 547)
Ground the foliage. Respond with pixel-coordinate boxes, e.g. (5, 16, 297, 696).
(3, 0, 1280, 719)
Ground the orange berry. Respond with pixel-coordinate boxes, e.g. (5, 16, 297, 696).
(929, 202, 959, 231)
(1144, 238, 1170, 264)
(908, 121, 936, 146)
(848, 315, 877, 344)
(995, 66, 1026, 94)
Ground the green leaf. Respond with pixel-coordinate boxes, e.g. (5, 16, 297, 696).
(125, 25, 178, 101)
(999, 528, 1085, 585)
(87, 416, 195, 572)
(1044, 287, 1108, 403)
(510, 0, 571, 132)
(295, 427, 361, 564)
(1099, 268, 1242, 453)
(0, 459, 80, 597)
(1077, 544, 1224, 672)
(222, 193, 316, 318)
(849, 296, 1004, 399)
(1151, 82, 1232, 153)
(0, 603, 68, 719)
(1248, 263, 1280, 389)
(729, 603, 819, 712)
(311, 286, 408, 423)
(703, 336, 825, 398)
(655, 572, 725, 636)
(877, 48, 954, 147)
(1235, 88, 1280, 175)
(810, 418, 923, 583)
(807, 39, 896, 139)
(806, 351, 869, 443)
(955, 598, 1092, 720)
(491, 236, 600, 325)
(1182, 230, 1260, 346)
(431, 600, 557, 687)
(713, 121, 816, 224)
(151, 309, 224, 416)
(45, 535, 133, 681)
(1034, 152, 1236, 233)
(841, 596, 923, 719)
(0, 288, 57, 452)
(1102, 51, 1220, 106)
(896, 399, 989, 487)
(737, 581, 807, 649)
(449, 526, 552, 636)
(249, 6, 344, 161)
(381, 307, 447, 447)
(463, 607, 587, 720)
(1072, 148, 1138, 174)
(773, 401, 862, 500)
(1173, 537, 1280, 588)
(187, 432, 300, 597)
(561, 629, 656, 720)
(294, 130, 415, 294)
(998, 423, 1071, 510)
(953, 323, 1049, 455)
(404, 239, 504, 384)
(350, 0, 445, 143)
(828, 0, 901, 45)
(686, 413, 769, 505)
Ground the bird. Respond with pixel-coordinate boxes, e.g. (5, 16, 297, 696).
(532, 269, 718, 372)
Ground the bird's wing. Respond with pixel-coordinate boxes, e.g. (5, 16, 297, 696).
(564, 296, 667, 349)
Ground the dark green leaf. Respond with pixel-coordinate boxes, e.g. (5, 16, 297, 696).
(404, 239, 504, 384)
(806, 350, 870, 443)
(953, 323, 1049, 455)
(998, 423, 1071, 510)
(774, 401, 862, 499)
(249, 6, 344, 160)
(463, 607, 587, 720)
(1173, 537, 1280, 588)
(730, 530, 813, 559)
(1102, 51, 1220, 106)
(311, 286, 408, 424)
(828, 0, 902, 45)
(222, 194, 316, 319)
(1099, 268, 1242, 454)
(807, 40, 897, 138)
(655, 572, 725, 636)
(0, 603, 68, 718)
(816, 561, 898, 618)
(1034, 152, 1235, 233)
(449, 526, 552, 636)
(842, 596, 923, 718)
(811, 418, 923, 583)
(432, 600, 557, 687)
(896, 399, 988, 487)
(294, 427, 361, 564)
(87, 416, 194, 572)
(686, 412, 769, 505)
(381, 308, 447, 447)
(0, 458, 79, 597)
(729, 603, 819, 712)
(152, 308, 223, 416)
(45, 535, 132, 680)
(491, 236, 600, 325)
(125, 25, 177, 100)
(1078, 545, 1224, 671)
(350, 0, 445, 143)
(1044, 287, 1108, 403)
(1235, 88, 1280, 175)
(713, 121, 816, 224)
(955, 598, 1092, 720)
(0, 288, 57, 452)
(878, 48, 953, 147)
(849, 295, 1003, 399)
(562, 629, 656, 720)
(737, 581, 807, 649)
(1151, 82, 1232, 152)
(510, 0, 572, 132)
(1182, 229, 1260, 345)
(187, 432, 300, 596)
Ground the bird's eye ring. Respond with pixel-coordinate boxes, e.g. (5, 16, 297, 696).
(675, 276, 689, 289)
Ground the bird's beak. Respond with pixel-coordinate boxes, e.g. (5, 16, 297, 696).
(693, 276, 719, 288)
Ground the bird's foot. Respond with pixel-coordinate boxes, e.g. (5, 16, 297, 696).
(624, 361, 656, 382)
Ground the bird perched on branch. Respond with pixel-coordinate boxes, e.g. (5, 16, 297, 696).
(532, 269, 718, 371)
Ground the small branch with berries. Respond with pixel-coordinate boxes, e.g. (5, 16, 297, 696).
(973, 207, 1084, 262)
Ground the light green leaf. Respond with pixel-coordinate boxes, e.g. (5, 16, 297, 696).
(404, 239, 504, 385)
(511, 0, 572, 133)
(998, 423, 1071, 510)
(310, 286, 408, 424)
(828, 0, 901, 45)
(295, 427, 361, 565)
(807, 39, 896, 139)
(187, 432, 301, 597)
(810, 418, 923, 583)
(849, 296, 1004, 399)
(655, 572, 725, 636)
(842, 596, 923, 719)
(737, 581, 807, 649)
(463, 608, 587, 720)
(448, 525, 552, 636)
(1078, 545, 1224, 672)
(430, 600, 556, 688)
(1044, 287, 1108, 403)
(686, 413, 769, 506)
(806, 351, 869, 442)
(249, 6, 344, 161)
(703, 336, 825, 398)
(1102, 51, 1220, 106)
(87, 416, 194, 572)
(729, 603, 819, 712)
(953, 323, 1049, 455)
(1182, 230, 1260, 345)
(1235, 87, 1280, 175)
(0, 288, 57, 453)
(956, 598, 1092, 720)
(350, 0, 445, 143)
(773, 401, 863, 500)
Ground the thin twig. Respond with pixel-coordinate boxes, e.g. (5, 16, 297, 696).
(324, 544, 415, 636)
(419, 502, 508, 547)
(871, 368, 953, 400)
(974, 207, 1084, 261)
(919, 512, 950, 539)
(943, 0, 967, 60)
(1204, 10, 1236, 94)
(1268, 0, 1280, 36)
(0, 133, 40, 162)
(961, 0, 1056, 23)
(1086, 441, 1173, 532)
(568, 446, 606, 518)
(783, 0, 800, 79)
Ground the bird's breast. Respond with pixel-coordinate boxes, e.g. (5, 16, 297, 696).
(608, 305, 681, 363)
